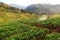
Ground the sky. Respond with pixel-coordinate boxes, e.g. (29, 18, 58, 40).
(0, 0, 60, 6)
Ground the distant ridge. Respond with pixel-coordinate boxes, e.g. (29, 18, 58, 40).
(10, 4, 26, 9)
(26, 4, 60, 15)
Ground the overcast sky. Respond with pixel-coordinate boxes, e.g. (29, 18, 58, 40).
(0, 0, 60, 6)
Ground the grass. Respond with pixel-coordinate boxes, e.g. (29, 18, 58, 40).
(0, 12, 60, 40)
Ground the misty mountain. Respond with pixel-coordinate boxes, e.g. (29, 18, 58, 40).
(26, 4, 60, 15)
(10, 4, 26, 9)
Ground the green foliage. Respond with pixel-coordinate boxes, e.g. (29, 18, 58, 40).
(39, 18, 60, 27)
(0, 21, 49, 40)
(0, 2, 60, 40)
(45, 32, 60, 40)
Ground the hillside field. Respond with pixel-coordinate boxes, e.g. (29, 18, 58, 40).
(0, 12, 60, 40)
(0, 2, 60, 40)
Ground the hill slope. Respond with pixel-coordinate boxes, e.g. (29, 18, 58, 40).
(0, 2, 21, 13)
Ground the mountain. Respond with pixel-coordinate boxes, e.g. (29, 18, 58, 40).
(10, 4, 26, 9)
(26, 4, 60, 15)
(1, 2, 60, 15)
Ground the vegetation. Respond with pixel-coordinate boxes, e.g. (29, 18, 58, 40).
(0, 2, 60, 40)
